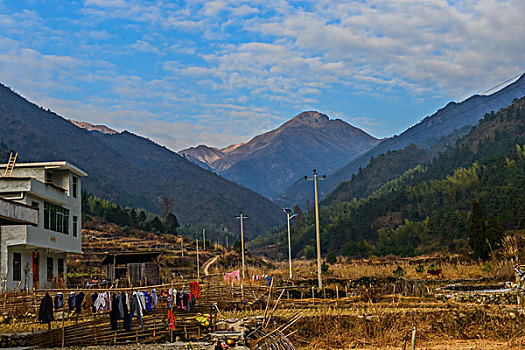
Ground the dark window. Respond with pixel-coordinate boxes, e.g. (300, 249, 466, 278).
(72, 176, 78, 198)
(46, 171, 52, 183)
(31, 201, 39, 208)
(47, 257, 53, 282)
(13, 252, 21, 281)
(44, 202, 69, 234)
(73, 216, 78, 237)
(58, 258, 64, 280)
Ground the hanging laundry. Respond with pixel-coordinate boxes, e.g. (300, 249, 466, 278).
(75, 292, 85, 313)
(223, 270, 240, 282)
(91, 292, 98, 313)
(142, 291, 152, 311)
(38, 293, 54, 324)
(54, 292, 63, 311)
(110, 293, 118, 330)
(167, 309, 177, 331)
(266, 276, 272, 287)
(94, 292, 107, 311)
(137, 291, 147, 313)
(151, 288, 158, 308)
(182, 293, 191, 312)
(117, 293, 125, 319)
(130, 293, 144, 330)
(189, 281, 201, 299)
(104, 292, 112, 311)
(121, 292, 132, 331)
(68, 292, 76, 312)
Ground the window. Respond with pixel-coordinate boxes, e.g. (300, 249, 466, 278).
(44, 202, 69, 234)
(46, 171, 52, 183)
(57, 258, 64, 280)
(13, 252, 21, 281)
(72, 176, 78, 198)
(73, 216, 78, 237)
(47, 257, 54, 282)
(31, 201, 39, 208)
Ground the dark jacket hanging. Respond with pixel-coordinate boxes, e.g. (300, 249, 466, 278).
(54, 293, 64, 311)
(122, 292, 132, 331)
(75, 292, 85, 313)
(68, 292, 76, 312)
(110, 293, 119, 330)
(38, 293, 54, 324)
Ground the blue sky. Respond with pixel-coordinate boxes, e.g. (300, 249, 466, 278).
(0, 0, 523, 151)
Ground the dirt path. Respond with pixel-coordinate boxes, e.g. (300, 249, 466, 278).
(202, 255, 219, 276)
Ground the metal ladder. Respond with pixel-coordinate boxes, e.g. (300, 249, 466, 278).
(3, 152, 17, 177)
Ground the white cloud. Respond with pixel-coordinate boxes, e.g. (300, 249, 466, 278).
(0, 0, 523, 151)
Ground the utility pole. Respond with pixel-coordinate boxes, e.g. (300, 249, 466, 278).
(181, 238, 184, 257)
(236, 213, 248, 280)
(305, 169, 326, 289)
(202, 228, 206, 250)
(196, 238, 200, 279)
(283, 208, 298, 280)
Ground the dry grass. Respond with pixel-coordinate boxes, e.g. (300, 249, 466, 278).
(259, 257, 515, 281)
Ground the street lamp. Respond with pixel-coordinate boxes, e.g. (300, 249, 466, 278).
(283, 208, 298, 280)
(305, 169, 326, 289)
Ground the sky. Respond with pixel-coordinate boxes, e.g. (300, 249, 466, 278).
(0, 0, 523, 151)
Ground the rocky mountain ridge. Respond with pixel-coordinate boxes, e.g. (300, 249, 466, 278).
(180, 111, 381, 198)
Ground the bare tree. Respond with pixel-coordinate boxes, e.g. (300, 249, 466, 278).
(159, 195, 174, 234)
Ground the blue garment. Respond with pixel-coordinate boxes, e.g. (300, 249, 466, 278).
(266, 276, 272, 286)
(143, 292, 152, 311)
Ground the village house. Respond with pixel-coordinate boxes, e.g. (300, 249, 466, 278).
(0, 161, 87, 290)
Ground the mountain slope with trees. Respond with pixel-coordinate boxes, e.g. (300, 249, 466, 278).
(277, 74, 525, 208)
(0, 84, 282, 235)
(275, 96, 525, 259)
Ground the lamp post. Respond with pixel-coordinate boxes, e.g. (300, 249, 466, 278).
(305, 169, 326, 289)
(235, 213, 248, 280)
(283, 208, 298, 280)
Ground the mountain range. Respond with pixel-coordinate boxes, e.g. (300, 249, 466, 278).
(276, 74, 525, 208)
(253, 94, 525, 258)
(180, 111, 381, 199)
(0, 84, 282, 236)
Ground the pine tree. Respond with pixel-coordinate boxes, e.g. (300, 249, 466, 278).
(469, 199, 487, 260)
(166, 213, 179, 234)
(486, 214, 504, 253)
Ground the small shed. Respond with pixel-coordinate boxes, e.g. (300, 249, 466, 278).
(101, 251, 161, 286)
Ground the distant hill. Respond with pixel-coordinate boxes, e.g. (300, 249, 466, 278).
(181, 111, 380, 199)
(277, 95, 525, 258)
(0, 84, 282, 236)
(278, 74, 525, 208)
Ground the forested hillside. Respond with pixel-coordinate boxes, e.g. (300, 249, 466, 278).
(0, 84, 282, 235)
(279, 97, 525, 258)
(277, 74, 525, 208)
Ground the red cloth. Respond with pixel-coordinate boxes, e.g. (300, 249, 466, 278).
(167, 309, 177, 331)
(189, 281, 201, 299)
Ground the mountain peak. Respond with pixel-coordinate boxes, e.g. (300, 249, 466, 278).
(290, 111, 329, 124)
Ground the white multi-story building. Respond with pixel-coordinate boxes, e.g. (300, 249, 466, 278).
(0, 161, 87, 290)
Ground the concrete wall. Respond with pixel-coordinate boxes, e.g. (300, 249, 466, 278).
(2, 246, 66, 290)
(0, 198, 38, 225)
(0, 179, 82, 253)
